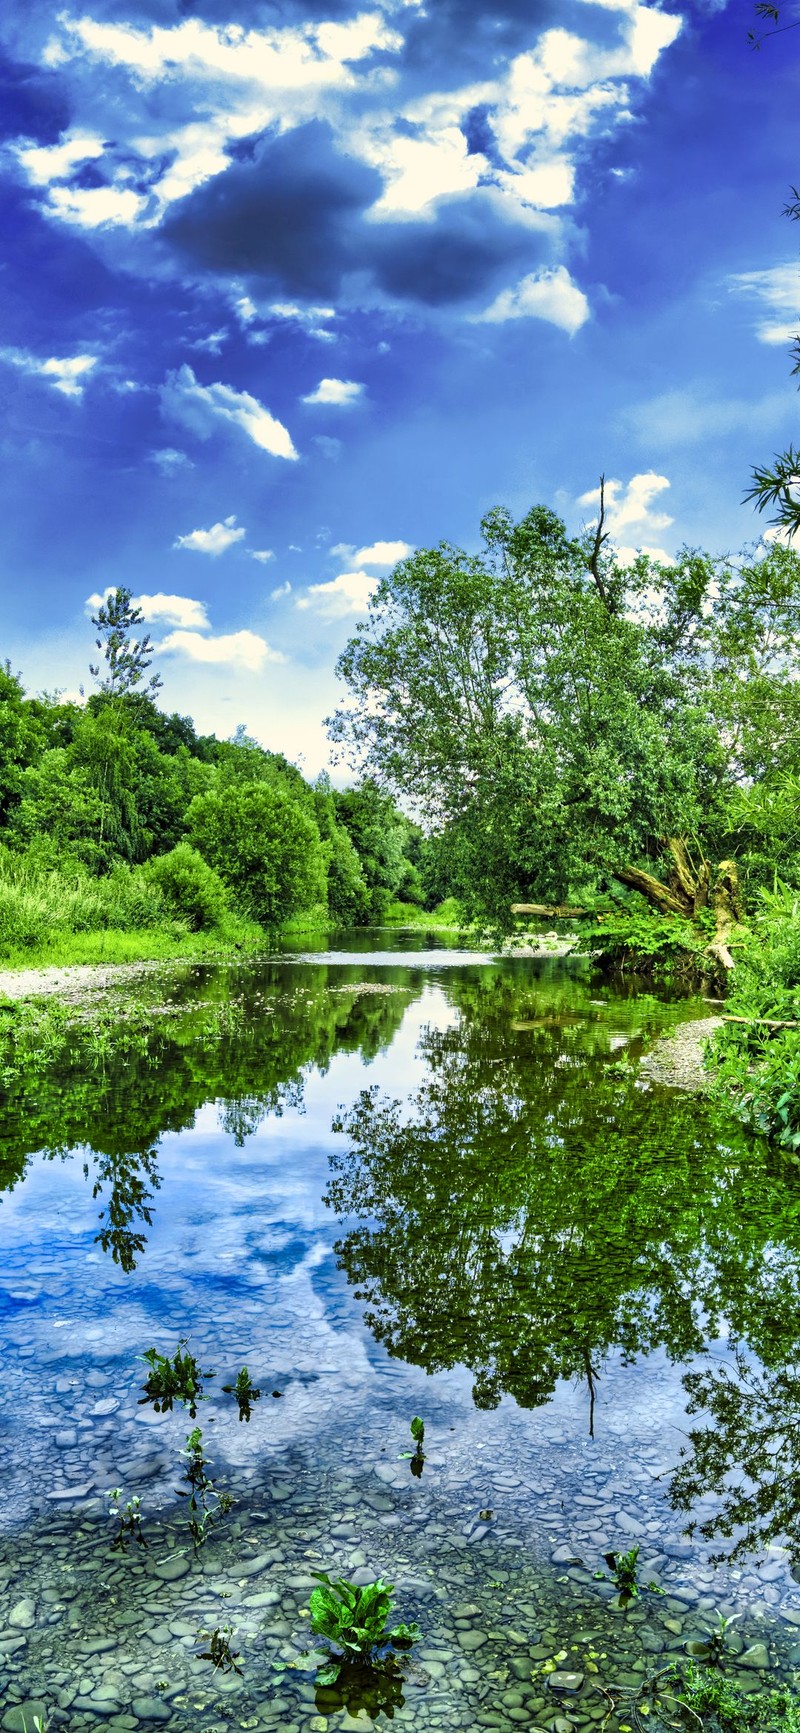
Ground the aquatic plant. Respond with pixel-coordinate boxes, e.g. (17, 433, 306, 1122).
(398, 1415, 426, 1476)
(305, 1571, 421, 1686)
(594, 1543, 664, 1605)
(197, 1625, 242, 1674)
(222, 1365, 262, 1422)
(177, 1427, 234, 1552)
(139, 1341, 213, 1416)
(108, 1488, 147, 1552)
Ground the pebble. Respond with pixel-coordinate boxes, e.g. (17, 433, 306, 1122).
(152, 1556, 190, 1582)
(3, 1706, 47, 1733)
(739, 1642, 770, 1669)
(131, 1699, 171, 1722)
(547, 1673, 585, 1694)
(8, 1600, 35, 1630)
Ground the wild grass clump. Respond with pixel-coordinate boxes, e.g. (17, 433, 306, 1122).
(709, 883, 800, 1146)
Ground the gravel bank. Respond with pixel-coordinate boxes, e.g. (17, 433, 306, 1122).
(0, 958, 177, 1006)
(639, 1014, 724, 1092)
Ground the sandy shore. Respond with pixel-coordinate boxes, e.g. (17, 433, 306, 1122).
(0, 958, 181, 1006)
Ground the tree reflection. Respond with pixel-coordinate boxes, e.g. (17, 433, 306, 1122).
(326, 973, 800, 1461)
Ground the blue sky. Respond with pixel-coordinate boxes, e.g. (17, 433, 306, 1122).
(1, 0, 798, 771)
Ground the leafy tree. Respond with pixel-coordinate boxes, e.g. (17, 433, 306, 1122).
(143, 843, 228, 931)
(90, 587, 163, 707)
(187, 781, 327, 929)
(334, 781, 422, 919)
(0, 663, 44, 824)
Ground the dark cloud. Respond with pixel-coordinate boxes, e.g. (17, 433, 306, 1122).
(162, 126, 547, 311)
(0, 50, 69, 145)
(370, 197, 545, 308)
(163, 122, 382, 299)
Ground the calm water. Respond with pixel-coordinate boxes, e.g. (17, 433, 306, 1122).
(1, 937, 800, 1731)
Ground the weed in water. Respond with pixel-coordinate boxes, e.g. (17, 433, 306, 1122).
(177, 1427, 234, 1553)
(594, 1543, 664, 1606)
(222, 1365, 262, 1422)
(398, 1415, 426, 1477)
(108, 1488, 147, 1552)
(302, 1570, 420, 1687)
(139, 1341, 213, 1416)
(686, 1611, 742, 1668)
(197, 1625, 242, 1674)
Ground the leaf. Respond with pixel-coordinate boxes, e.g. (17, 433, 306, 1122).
(316, 1661, 342, 1687)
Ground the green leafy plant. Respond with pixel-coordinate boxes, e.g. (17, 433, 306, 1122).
(222, 1365, 262, 1422)
(668, 1661, 800, 1732)
(108, 1487, 147, 1552)
(305, 1571, 421, 1686)
(177, 1427, 234, 1553)
(398, 1415, 426, 1476)
(139, 1341, 213, 1416)
(197, 1624, 242, 1674)
(594, 1544, 664, 1606)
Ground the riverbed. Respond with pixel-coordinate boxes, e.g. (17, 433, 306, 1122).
(0, 935, 797, 1731)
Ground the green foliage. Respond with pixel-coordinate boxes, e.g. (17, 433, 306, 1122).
(187, 781, 327, 929)
(222, 1366, 262, 1422)
(178, 1426, 234, 1552)
(334, 780, 425, 919)
(306, 1570, 420, 1684)
(708, 893, 800, 1145)
(108, 1488, 146, 1552)
(139, 1342, 213, 1416)
(593, 1543, 664, 1605)
(89, 586, 163, 704)
(666, 1662, 800, 1732)
(143, 843, 228, 931)
(577, 912, 709, 977)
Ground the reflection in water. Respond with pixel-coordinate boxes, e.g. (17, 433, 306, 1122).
(325, 970, 800, 1555)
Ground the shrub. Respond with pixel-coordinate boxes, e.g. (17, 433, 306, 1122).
(187, 782, 327, 930)
(143, 844, 228, 931)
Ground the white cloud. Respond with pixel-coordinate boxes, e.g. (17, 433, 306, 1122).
(477, 266, 590, 333)
(353, 539, 413, 567)
(729, 263, 800, 345)
(161, 365, 298, 460)
(302, 378, 365, 406)
(0, 346, 98, 398)
(296, 570, 377, 616)
(47, 184, 148, 228)
(14, 132, 105, 185)
(135, 592, 210, 629)
(578, 471, 674, 545)
(149, 447, 193, 475)
(250, 549, 275, 564)
(271, 581, 292, 599)
(157, 628, 285, 670)
(174, 515, 246, 556)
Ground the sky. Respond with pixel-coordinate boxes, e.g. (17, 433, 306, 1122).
(0, 0, 798, 773)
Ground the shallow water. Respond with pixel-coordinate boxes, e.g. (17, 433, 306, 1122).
(1, 941, 799, 1730)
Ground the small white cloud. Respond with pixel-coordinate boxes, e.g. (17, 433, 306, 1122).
(158, 629, 285, 670)
(353, 539, 413, 568)
(302, 377, 365, 406)
(15, 132, 106, 186)
(174, 515, 246, 556)
(162, 365, 298, 460)
(729, 263, 800, 345)
(149, 447, 194, 475)
(0, 346, 98, 398)
(271, 580, 292, 599)
(135, 592, 210, 629)
(191, 328, 229, 354)
(477, 266, 589, 334)
(251, 549, 275, 564)
(47, 183, 148, 229)
(296, 570, 377, 616)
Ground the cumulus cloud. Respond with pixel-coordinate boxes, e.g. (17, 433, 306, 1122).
(250, 549, 275, 564)
(271, 580, 292, 599)
(174, 515, 246, 556)
(157, 628, 285, 670)
(302, 377, 365, 405)
(0, 345, 98, 398)
(135, 593, 210, 629)
(729, 263, 800, 346)
(578, 471, 674, 564)
(353, 539, 413, 567)
(296, 571, 377, 616)
(161, 365, 298, 460)
(477, 265, 589, 332)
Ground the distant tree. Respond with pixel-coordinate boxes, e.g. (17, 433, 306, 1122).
(90, 587, 162, 706)
(187, 782, 327, 929)
(0, 663, 44, 825)
(334, 781, 420, 919)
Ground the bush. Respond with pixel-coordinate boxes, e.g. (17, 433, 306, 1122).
(709, 886, 800, 1146)
(187, 782, 327, 930)
(143, 844, 228, 931)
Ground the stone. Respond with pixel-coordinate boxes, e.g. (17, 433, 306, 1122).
(547, 1672, 585, 1694)
(152, 1556, 190, 1582)
(3, 1707, 48, 1733)
(55, 1430, 78, 1450)
(131, 1700, 171, 1723)
(8, 1600, 35, 1630)
(739, 1643, 770, 1670)
(92, 1399, 120, 1417)
(457, 1630, 487, 1651)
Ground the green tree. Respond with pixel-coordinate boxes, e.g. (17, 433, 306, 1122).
(334, 781, 421, 919)
(90, 587, 163, 707)
(0, 663, 44, 826)
(187, 781, 327, 929)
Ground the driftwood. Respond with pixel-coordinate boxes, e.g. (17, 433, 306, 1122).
(721, 1015, 800, 1031)
(511, 903, 592, 917)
